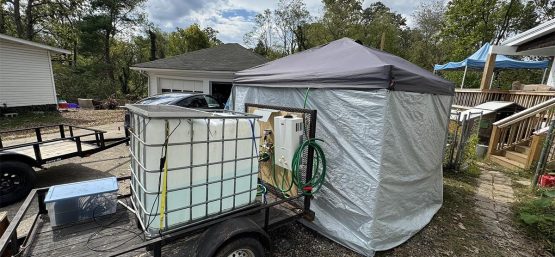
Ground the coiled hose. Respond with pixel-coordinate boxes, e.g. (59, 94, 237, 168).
(291, 138, 326, 195)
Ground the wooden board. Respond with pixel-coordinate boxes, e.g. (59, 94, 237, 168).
(11, 140, 97, 160)
(246, 106, 306, 196)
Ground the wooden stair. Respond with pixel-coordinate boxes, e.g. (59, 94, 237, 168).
(490, 143, 533, 170)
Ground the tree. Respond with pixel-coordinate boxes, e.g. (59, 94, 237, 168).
(442, 0, 539, 60)
(273, 0, 311, 54)
(167, 24, 214, 56)
(321, 0, 363, 40)
(408, 0, 448, 69)
(81, 0, 145, 89)
(244, 9, 274, 54)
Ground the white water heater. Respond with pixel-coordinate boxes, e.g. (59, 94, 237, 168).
(274, 115, 304, 170)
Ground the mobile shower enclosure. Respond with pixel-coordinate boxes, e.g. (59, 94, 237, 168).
(233, 38, 455, 256)
(126, 105, 260, 235)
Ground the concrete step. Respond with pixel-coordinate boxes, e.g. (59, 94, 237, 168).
(514, 145, 531, 155)
(505, 150, 527, 164)
(490, 155, 526, 170)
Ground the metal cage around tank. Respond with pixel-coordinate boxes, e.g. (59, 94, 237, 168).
(126, 105, 262, 236)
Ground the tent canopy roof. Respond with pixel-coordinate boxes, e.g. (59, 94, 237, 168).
(234, 38, 454, 96)
(434, 43, 549, 71)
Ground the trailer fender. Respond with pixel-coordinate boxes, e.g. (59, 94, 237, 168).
(195, 217, 270, 257)
(0, 152, 39, 168)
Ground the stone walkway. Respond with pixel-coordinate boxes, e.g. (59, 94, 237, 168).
(475, 169, 552, 257)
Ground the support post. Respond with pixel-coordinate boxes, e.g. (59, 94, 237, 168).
(480, 53, 497, 90)
(461, 65, 468, 89)
(541, 68, 547, 84)
(487, 125, 501, 158)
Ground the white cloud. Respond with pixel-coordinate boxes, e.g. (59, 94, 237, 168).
(145, 0, 426, 44)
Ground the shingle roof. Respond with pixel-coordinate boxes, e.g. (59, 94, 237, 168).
(132, 43, 267, 72)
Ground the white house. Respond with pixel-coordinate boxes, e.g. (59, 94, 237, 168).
(0, 33, 71, 111)
(131, 43, 267, 104)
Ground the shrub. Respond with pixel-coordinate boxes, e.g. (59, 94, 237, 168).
(518, 190, 555, 253)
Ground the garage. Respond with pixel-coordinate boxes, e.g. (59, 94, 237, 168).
(132, 43, 267, 104)
(159, 78, 203, 93)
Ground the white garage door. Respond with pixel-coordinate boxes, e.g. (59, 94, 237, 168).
(159, 78, 203, 93)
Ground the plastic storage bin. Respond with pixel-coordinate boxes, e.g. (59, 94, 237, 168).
(44, 177, 118, 227)
(126, 105, 260, 236)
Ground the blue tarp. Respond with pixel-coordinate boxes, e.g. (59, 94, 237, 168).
(434, 43, 549, 71)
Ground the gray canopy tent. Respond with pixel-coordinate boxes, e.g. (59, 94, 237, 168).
(233, 38, 455, 256)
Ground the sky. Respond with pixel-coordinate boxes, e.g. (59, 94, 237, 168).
(144, 0, 428, 45)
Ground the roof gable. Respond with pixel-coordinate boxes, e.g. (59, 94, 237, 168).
(0, 33, 71, 54)
(132, 43, 267, 72)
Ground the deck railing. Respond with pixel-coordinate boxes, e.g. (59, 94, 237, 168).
(487, 98, 555, 159)
(454, 89, 555, 109)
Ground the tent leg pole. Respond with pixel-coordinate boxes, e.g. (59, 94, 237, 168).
(489, 71, 495, 89)
(461, 66, 468, 89)
(542, 68, 547, 84)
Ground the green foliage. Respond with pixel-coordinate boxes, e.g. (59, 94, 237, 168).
(167, 24, 211, 56)
(244, 0, 311, 56)
(518, 195, 555, 252)
(463, 134, 481, 176)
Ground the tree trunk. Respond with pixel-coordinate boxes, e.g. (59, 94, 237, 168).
(0, 3, 5, 34)
(104, 29, 115, 87)
(24, 0, 34, 40)
(148, 30, 157, 61)
(12, 0, 24, 38)
(72, 41, 77, 68)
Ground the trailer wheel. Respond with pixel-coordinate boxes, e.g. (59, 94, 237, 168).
(0, 161, 36, 207)
(214, 237, 265, 257)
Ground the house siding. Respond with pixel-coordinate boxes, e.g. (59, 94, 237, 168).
(0, 39, 57, 108)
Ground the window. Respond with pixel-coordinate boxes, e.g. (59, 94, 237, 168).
(177, 95, 208, 108)
(205, 96, 222, 109)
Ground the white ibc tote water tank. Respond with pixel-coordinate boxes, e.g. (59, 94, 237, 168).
(126, 105, 260, 235)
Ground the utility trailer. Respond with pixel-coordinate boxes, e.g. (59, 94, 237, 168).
(0, 176, 314, 257)
(0, 125, 129, 206)
(0, 104, 320, 257)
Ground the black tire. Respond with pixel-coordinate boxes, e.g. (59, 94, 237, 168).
(0, 161, 36, 207)
(214, 237, 265, 257)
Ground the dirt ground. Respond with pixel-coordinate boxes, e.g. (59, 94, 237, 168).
(1, 120, 553, 256)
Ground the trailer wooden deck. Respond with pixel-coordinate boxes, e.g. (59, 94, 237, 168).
(20, 194, 301, 257)
(12, 140, 98, 161)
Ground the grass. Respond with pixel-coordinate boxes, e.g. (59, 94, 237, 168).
(509, 166, 555, 254)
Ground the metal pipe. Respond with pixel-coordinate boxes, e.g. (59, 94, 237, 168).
(461, 65, 468, 89)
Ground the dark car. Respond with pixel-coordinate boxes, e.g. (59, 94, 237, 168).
(135, 93, 224, 109)
(124, 93, 225, 131)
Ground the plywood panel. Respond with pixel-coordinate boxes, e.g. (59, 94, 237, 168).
(246, 106, 308, 196)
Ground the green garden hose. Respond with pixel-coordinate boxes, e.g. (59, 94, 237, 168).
(269, 87, 327, 196)
(291, 138, 327, 195)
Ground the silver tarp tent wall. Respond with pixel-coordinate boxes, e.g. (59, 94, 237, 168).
(232, 38, 455, 256)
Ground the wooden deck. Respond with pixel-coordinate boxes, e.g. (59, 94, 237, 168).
(12, 140, 97, 161)
(22, 194, 300, 257)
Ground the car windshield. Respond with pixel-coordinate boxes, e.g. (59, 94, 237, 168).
(136, 94, 186, 105)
